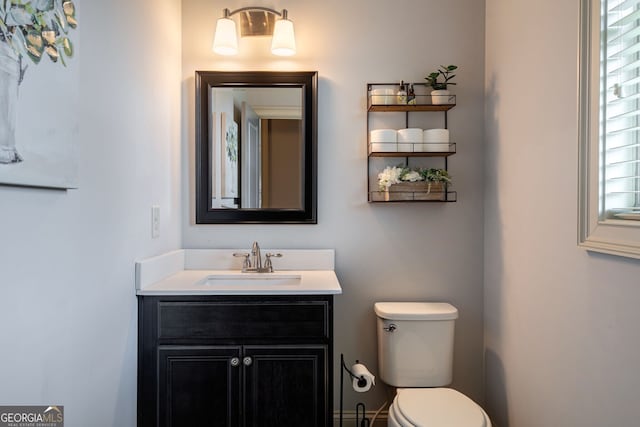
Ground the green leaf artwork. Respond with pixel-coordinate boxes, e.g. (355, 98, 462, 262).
(0, 0, 78, 65)
(0, 0, 78, 165)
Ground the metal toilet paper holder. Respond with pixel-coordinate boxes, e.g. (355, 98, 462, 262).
(339, 353, 371, 427)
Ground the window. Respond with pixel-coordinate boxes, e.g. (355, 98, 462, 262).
(579, 0, 640, 258)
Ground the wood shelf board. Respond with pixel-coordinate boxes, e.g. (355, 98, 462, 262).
(368, 151, 455, 158)
(368, 191, 458, 203)
(368, 104, 455, 112)
(368, 198, 458, 203)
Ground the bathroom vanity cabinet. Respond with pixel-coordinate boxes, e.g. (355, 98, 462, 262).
(367, 83, 457, 203)
(137, 295, 333, 427)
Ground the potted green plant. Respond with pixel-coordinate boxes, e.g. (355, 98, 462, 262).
(425, 65, 457, 105)
(420, 167, 451, 193)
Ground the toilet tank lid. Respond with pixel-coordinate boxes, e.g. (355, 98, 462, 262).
(374, 302, 458, 320)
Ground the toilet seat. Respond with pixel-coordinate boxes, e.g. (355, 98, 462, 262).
(391, 388, 488, 427)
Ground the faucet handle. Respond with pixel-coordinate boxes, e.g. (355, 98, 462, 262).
(264, 253, 283, 273)
(233, 252, 251, 270)
(265, 253, 282, 258)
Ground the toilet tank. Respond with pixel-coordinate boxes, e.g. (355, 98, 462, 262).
(375, 302, 458, 387)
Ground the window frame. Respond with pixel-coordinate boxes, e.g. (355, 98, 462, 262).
(578, 0, 640, 259)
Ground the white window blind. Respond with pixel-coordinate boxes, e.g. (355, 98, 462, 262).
(601, 0, 640, 218)
(579, 0, 640, 259)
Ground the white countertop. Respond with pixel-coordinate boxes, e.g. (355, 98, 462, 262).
(135, 249, 342, 296)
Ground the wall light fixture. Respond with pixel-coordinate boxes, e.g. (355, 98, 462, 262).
(212, 7, 296, 56)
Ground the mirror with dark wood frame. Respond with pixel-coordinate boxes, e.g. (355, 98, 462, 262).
(195, 71, 317, 224)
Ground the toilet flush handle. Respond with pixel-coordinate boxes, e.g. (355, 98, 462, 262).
(383, 323, 397, 332)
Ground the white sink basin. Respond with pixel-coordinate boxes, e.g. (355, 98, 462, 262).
(199, 273, 302, 287)
(135, 249, 342, 295)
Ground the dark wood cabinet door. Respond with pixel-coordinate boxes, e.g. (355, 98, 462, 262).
(243, 345, 328, 427)
(139, 296, 333, 427)
(158, 346, 242, 427)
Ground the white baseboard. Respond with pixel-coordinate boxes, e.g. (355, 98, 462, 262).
(333, 410, 388, 427)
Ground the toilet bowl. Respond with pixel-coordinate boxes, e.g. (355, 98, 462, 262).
(387, 388, 491, 427)
(374, 302, 491, 427)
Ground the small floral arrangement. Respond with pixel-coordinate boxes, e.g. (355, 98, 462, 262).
(421, 167, 452, 184)
(378, 166, 451, 191)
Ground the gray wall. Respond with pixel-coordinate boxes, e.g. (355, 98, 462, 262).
(0, 1, 182, 425)
(484, 0, 640, 425)
(182, 0, 486, 410)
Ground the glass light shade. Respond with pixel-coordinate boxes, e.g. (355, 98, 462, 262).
(270, 18, 296, 56)
(212, 17, 238, 55)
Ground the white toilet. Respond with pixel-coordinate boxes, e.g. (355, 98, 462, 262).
(375, 302, 491, 427)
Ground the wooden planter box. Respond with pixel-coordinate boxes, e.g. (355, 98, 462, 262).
(371, 181, 447, 202)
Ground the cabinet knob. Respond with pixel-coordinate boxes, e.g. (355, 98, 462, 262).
(230, 357, 240, 367)
(243, 356, 253, 366)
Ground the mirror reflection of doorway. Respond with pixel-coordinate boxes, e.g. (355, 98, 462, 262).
(210, 86, 304, 210)
(241, 101, 261, 208)
(260, 119, 302, 209)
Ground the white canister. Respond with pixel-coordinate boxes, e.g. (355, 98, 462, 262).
(371, 88, 395, 105)
(370, 129, 397, 142)
(423, 129, 450, 152)
(371, 143, 397, 153)
(397, 128, 423, 152)
(370, 129, 398, 152)
(423, 128, 450, 142)
(431, 89, 452, 105)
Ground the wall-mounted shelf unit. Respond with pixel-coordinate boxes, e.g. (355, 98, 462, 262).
(367, 82, 458, 203)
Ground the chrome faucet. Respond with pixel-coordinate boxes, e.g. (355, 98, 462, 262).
(233, 241, 282, 273)
(251, 241, 262, 271)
